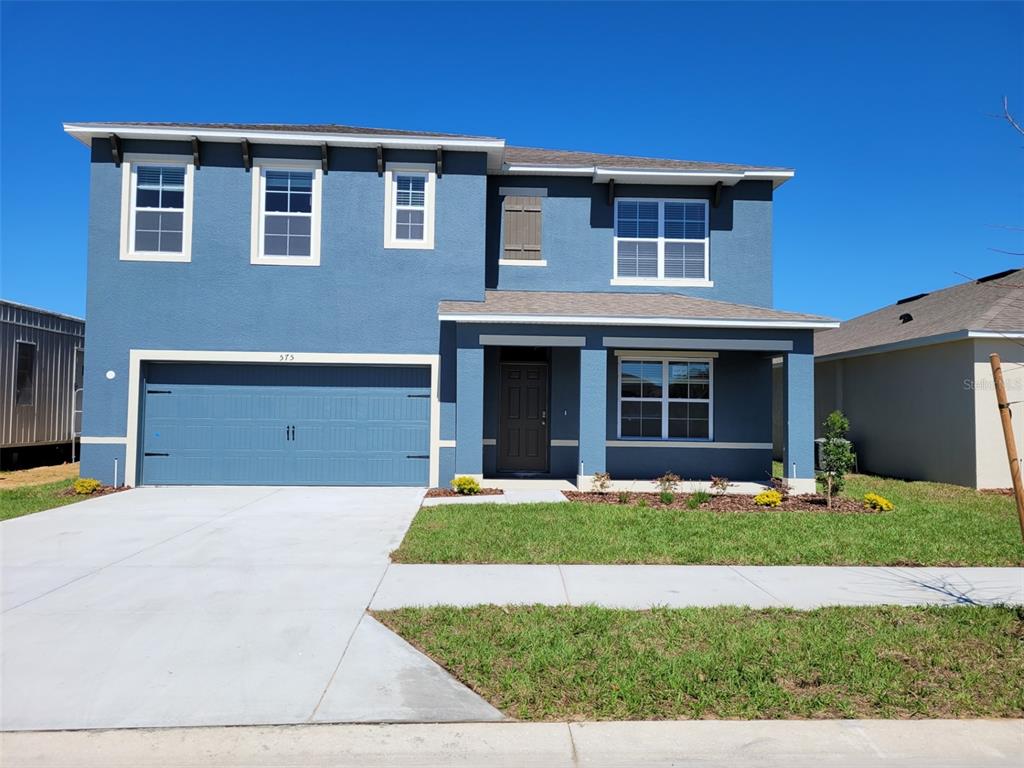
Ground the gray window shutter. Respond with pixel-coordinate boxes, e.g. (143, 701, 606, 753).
(503, 196, 542, 260)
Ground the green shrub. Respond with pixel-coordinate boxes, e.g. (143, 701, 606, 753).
(659, 491, 675, 505)
(655, 471, 680, 494)
(817, 410, 855, 509)
(753, 489, 783, 507)
(617, 491, 630, 504)
(688, 490, 712, 509)
(73, 477, 102, 495)
(863, 492, 894, 512)
(451, 476, 481, 495)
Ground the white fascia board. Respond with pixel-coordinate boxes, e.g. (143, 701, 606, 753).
(502, 163, 794, 188)
(63, 124, 505, 164)
(439, 313, 839, 330)
(967, 330, 1024, 339)
(502, 164, 594, 176)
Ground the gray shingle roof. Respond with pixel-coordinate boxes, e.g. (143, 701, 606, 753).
(66, 121, 499, 140)
(815, 269, 1024, 358)
(504, 146, 790, 173)
(439, 291, 835, 326)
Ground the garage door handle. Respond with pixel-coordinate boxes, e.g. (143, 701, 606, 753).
(144, 452, 170, 457)
(406, 454, 429, 459)
(407, 394, 429, 399)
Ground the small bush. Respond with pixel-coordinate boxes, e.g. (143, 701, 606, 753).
(659, 491, 675, 505)
(451, 476, 481, 495)
(710, 476, 730, 495)
(753, 489, 783, 507)
(655, 471, 680, 494)
(617, 491, 630, 504)
(770, 476, 791, 499)
(688, 490, 712, 509)
(73, 477, 102, 495)
(636, 497, 648, 509)
(863, 492, 894, 512)
(591, 472, 611, 493)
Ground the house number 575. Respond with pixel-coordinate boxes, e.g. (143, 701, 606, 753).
(278, 353, 295, 362)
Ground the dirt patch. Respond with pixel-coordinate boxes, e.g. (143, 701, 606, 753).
(425, 487, 505, 498)
(57, 484, 126, 499)
(0, 462, 79, 489)
(563, 490, 871, 514)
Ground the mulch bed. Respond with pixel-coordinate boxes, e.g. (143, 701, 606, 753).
(425, 487, 505, 497)
(563, 490, 872, 514)
(58, 485, 127, 499)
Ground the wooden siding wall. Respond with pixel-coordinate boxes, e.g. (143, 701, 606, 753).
(1, 302, 85, 448)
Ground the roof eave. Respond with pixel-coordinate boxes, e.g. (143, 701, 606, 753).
(63, 123, 507, 167)
(438, 312, 837, 330)
(502, 164, 795, 188)
(818, 329, 1024, 362)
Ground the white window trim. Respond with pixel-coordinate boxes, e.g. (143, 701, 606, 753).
(384, 162, 436, 250)
(250, 158, 322, 267)
(616, 355, 714, 441)
(612, 198, 713, 287)
(498, 259, 548, 267)
(119, 153, 194, 263)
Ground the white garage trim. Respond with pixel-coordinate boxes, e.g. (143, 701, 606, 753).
(125, 350, 440, 488)
(81, 436, 128, 444)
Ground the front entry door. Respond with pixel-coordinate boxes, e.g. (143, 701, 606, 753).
(498, 362, 549, 473)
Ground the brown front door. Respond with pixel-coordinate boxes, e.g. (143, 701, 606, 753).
(498, 362, 549, 473)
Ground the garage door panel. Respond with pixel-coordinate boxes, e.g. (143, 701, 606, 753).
(140, 363, 430, 486)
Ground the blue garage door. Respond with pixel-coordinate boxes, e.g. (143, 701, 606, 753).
(140, 363, 430, 486)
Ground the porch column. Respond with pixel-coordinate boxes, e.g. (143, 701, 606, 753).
(578, 347, 607, 487)
(782, 351, 816, 494)
(455, 343, 484, 480)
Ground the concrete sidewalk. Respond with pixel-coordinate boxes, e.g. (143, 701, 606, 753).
(3, 720, 1020, 767)
(372, 564, 1024, 610)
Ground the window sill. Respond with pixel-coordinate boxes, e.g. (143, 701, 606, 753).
(120, 251, 191, 263)
(384, 239, 435, 251)
(251, 255, 321, 267)
(610, 278, 714, 288)
(499, 259, 547, 267)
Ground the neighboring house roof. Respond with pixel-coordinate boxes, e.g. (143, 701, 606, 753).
(439, 291, 837, 329)
(815, 268, 1024, 360)
(0, 299, 85, 325)
(62, 121, 792, 185)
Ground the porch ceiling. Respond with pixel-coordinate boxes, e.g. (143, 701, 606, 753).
(439, 291, 838, 330)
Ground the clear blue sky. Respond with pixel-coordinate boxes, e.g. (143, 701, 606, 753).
(2, 1, 1021, 320)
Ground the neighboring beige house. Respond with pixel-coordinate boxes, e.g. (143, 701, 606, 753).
(813, 268, 1024, 489)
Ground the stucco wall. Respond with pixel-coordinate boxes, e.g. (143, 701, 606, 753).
(972, 339, 1024, 489)
(815, 340, 977, 487)
(486, 177, 774, 307)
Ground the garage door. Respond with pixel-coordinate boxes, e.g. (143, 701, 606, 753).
(139, 363, 430, 486)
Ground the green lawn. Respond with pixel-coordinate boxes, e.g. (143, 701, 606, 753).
(393, 473, 1023, 566)
(0, 479, 81, 521)
(375, 604, 1024, 720)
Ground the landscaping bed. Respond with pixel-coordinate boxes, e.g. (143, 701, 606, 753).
(564, 490, 866, 513)
(425, 487, 504, 497)
(375, 604, 1024, 720)
(391, 474, 1024, 566)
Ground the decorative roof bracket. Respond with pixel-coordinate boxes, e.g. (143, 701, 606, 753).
(607, 178, 615, 206)
(110, 134, 122, 167)
(240, 139, 251, 171)
(436, 147, 443, 178)
(191, 137, 201, 170)
(321, 142, 329, 174)
(376, 144, 384, 176)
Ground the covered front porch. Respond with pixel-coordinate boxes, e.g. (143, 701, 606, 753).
(439, 291, 836, 494)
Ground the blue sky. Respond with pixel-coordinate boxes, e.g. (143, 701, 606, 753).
(2, 1, 1021, 320)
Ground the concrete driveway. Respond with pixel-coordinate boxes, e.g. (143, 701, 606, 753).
(1, 487, 502, 731)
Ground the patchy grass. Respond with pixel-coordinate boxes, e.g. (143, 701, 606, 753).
(375, 604, 1024, 721)
(0, 462, 79, 489)
(0, 478, 82, 521)
(392, 473, 1023, 566)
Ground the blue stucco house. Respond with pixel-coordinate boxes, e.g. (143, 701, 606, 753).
(65, 121, 835, 492)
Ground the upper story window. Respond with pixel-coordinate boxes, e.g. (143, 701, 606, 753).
(250, 159, 322, 266)
(618, 357, 712, 440)
(612, 199, 711, 287)
(120, 154, 194, 262)
(384, 163, 435, 249)
(500, 195, 545, 266)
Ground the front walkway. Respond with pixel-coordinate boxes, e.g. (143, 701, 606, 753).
(3, 720, 1020, 768)
(372, 564, 1024, 610)
(1, 487, 502, 731)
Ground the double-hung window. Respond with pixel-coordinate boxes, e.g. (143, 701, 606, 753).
(251, 160, 322, 266)
(613, 199, 710, 286)
(120, 155, 194, 262)
(618, 357, 712, 440)
(384, 163, 435, 249)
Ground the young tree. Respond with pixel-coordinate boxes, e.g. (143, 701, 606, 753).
(817, 410, 855, 509)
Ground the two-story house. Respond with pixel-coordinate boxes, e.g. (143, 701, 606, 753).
(64, 121, 836, 493)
